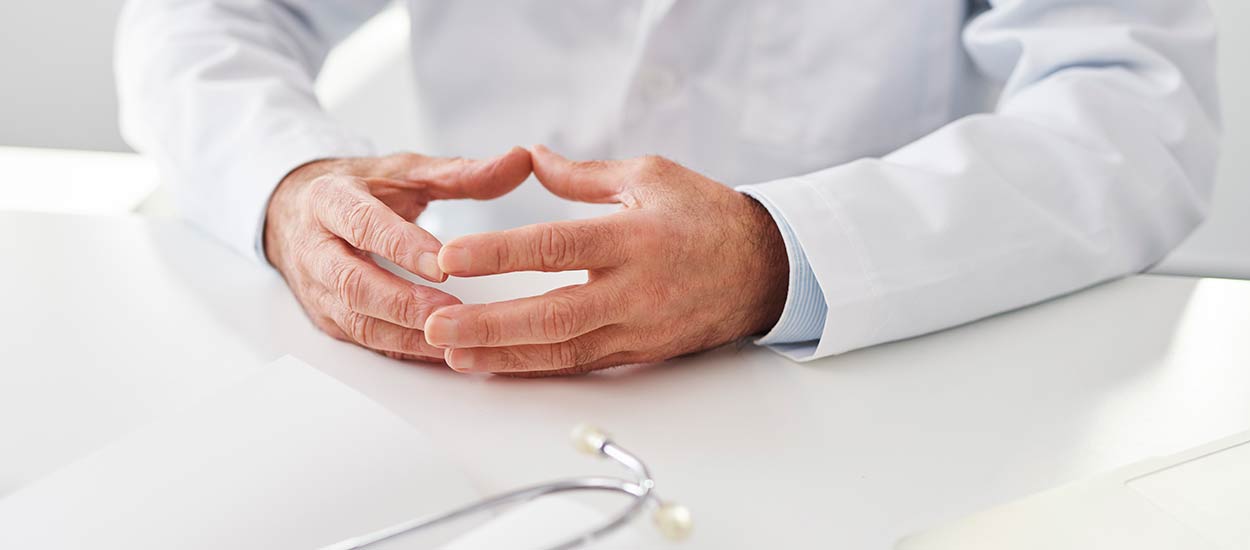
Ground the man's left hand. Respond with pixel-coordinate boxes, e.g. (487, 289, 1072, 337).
(423, 145, 790, 375)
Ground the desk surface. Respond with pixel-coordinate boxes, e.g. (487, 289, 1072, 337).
(3, 210, 1249, 549)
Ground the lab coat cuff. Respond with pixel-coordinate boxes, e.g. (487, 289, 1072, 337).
(738, 172, 887, 362)
(738, 188, 828, 346)
(242, 135, 375, 266)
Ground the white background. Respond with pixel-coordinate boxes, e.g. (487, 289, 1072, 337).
(0, 0, 1244, 276)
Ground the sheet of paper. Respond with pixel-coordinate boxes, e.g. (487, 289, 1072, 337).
(0, 355, 478, 549)
(1128, 439, 1250, 548)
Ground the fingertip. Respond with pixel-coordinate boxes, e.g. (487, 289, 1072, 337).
(529, 144, 564, 165)
(529, 145, 559, 181)
(499, 146, 533, 175)
(446, 348, 477, 372)
(493, 145, 528, 167)
(416, 251, 446, 283)
(438, 243, 473, 275)
(423, 304, 461, 344)
(458, 147, 531, 201)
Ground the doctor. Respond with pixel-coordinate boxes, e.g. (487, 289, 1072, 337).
(116, 1, 1219, 374)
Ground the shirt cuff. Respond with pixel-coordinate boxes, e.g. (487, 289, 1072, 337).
(739, 187, 829, 345)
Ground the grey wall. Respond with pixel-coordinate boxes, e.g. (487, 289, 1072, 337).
(0, 1, 130, 152)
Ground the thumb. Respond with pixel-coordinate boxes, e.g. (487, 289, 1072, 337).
(390, 146, 533, 200)
(529, 145, 626, 204)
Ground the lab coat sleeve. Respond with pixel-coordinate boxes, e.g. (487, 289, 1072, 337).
(115, 0, 389, 263)
(736, 0, 1220, 361)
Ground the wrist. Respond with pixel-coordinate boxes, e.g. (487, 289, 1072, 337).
(263, 158, 339, 269)
(740, 194, 790, 337)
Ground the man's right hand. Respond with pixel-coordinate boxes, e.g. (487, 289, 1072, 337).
(263, 148, 532, 362)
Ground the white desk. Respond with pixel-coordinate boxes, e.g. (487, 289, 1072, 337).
(0, 148, 158, 215)
(2, 210, 1249, 549)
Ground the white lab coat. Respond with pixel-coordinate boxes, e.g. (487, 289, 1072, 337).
(116, 0, 1220, 361)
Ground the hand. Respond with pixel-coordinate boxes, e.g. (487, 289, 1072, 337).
(264, 148, 532, 362)
(423, 146, 789, 374)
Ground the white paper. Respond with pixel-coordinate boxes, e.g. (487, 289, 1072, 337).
(0, 356, 478, 549)
(1128, 440, 1250, 548)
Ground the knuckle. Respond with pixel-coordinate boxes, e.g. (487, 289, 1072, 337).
(499, 349, 526, 371)
(632, 155, 673, 185)
(597, 286, 629, 320)
(538, 297, 579, 341)
(294, 238, 321, 267)
(551, 341, 580, 368)
(639, 155, 669, 173)
(646, 278, 676, 308)
(576, 159, 608, 173)
(394, 294, 424, 327)
(476, 313, 504, 346)
(399, 329, 427, 353)
(377, 226, 407, 262)
(629, 215, 668, 256)
(328, 260, 366, 310)
(537, 224, 576, 269)
(306, 174, 338, 204)
(573, 338, 599, 366)
(588, 221, 623, 260)
(342, 199, 377, 247)
(493, 236, 515, 272)
(395, 152, 426, 168)
(343, 312, 375, 345)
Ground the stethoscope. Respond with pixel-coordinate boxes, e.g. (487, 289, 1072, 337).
(320, 424, 692, 550)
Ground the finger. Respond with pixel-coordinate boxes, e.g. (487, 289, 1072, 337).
(313, 175, 446, 282)
(323, 293, 445, 358)
(314, 242, 460, 328)
(529, 145, 626, 204)
(495, 350, 641, 377)
(424, 283, 624, 348)
(400, 146, 532, 200)
(443, 329, 619, 373)
(438, 216, 628, 276)
(380, 350, 446, 365)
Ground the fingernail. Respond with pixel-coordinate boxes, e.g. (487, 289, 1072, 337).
(417, 252, 444, 282)
(424, 313, 460, 346)
(447, 348, 475, 372)
(439, 245, 472, 274)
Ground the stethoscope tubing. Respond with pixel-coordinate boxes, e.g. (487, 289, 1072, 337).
(320, 440, 658, 550)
